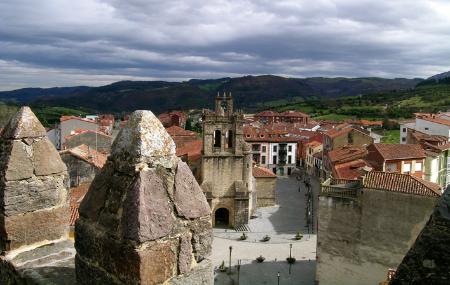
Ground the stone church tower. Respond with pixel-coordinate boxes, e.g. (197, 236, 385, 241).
(201, 93, 255, 228)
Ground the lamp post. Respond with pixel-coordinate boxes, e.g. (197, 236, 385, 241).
(228, 246, 233, 274)
(277, 272, 280, 285)
(289, 244, 292, 259)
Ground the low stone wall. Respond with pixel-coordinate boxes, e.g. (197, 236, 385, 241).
(316, 189, 438, 285)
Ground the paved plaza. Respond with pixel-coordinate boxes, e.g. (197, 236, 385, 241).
(212, 172, 321, 285)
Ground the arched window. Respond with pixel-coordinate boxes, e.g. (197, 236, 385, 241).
(227, 130, 233, 148)
(214, 130, 221, 147)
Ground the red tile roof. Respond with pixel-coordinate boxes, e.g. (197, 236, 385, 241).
(324, 123, 352, 138)
(333, 159, 371, 180)
(176, 139, 203, 161)
(371, 143, 425, 160)
(166, 126, 197, 137)
(69, 183, 90, 226)
(363, 171, 441, 197)
(60, 144, 107, 168)
(328, 145, 367, 164)
(253, 166, 277, 178)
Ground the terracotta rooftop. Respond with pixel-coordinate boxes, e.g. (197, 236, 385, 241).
(306, 140, 323, 148)
(363, 171, 441, 197)
(371, 143, 426, 160)
(333, 159, 371, 180)
(253, 166, 277, 178)
(60, 144, 107, 169)
(324, 123, 352, 138)
(176, 139, 203, 162)
(328, 145, 367, 164)
(69, 183, 90, 226)
(166, 125, 197, 137)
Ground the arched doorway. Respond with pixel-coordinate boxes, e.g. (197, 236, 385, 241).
(214, 208, 230, 228)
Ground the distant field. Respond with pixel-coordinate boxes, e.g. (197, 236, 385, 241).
(381, 130, 400, 144)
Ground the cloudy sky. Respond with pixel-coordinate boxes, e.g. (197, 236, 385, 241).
(1, 0, 449, 90)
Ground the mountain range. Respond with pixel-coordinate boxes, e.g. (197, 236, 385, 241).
(0, 75, 426, 114)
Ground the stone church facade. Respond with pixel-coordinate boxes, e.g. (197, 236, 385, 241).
(201, 93, 255, 228)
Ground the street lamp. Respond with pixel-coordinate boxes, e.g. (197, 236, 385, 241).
(289, 244, 292, 259)
(277, 272, 280, 285)
(228, 246, 233, 274)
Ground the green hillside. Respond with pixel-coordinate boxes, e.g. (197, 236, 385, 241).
(270, 83, 450, 121)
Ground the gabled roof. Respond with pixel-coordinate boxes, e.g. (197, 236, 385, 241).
(253, 166, 277, 178)
(371, 143, 425, 160)
(328, 145, 367, 164)
(60, 144, 107, 168)
(363, 171, 441, 197)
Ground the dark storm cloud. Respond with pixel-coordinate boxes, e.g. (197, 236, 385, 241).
(0, 0, 449, 90)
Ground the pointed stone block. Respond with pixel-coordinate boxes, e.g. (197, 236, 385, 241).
(1, 107, 46, 139)
(111, 110, 176, 165)
(75, 110, 212, 285)
(0, 107, 69, 252)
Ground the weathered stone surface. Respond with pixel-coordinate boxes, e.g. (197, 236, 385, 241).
(76, 109, 212, 285)
(390, 186, 450, 284)
(76, 219, 178, 285)
(138, 241, 178, 284)
(122, 170, 175, 242)
(1, 107, 47, 139)
(0, 107, 70, 253)
(178, 233, 193, 274)
(168, 259, 214, 285)
(174, 161, 210, 219)
(4, 140, 33, 181)
(111, 110, 176, 164)
(2, 175, 68, 216)
(1, 205, 69, 251)
(188, 218, 213, 262)
(33, 137, 67, 176)
(0, 239, 76, 285)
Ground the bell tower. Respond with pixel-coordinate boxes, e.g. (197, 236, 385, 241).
(201, 92, 254, 228)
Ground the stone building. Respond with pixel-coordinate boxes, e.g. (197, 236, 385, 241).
(252, 166, 277, 207)
(60, 144, 107, 187)
(63, 129, 112, 154)
(201, 93, 255, 228)
(317, 172, 441, 285)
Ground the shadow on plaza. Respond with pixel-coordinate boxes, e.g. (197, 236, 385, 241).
(214, 260, 316, 285)
(264, 175, 310, 235)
